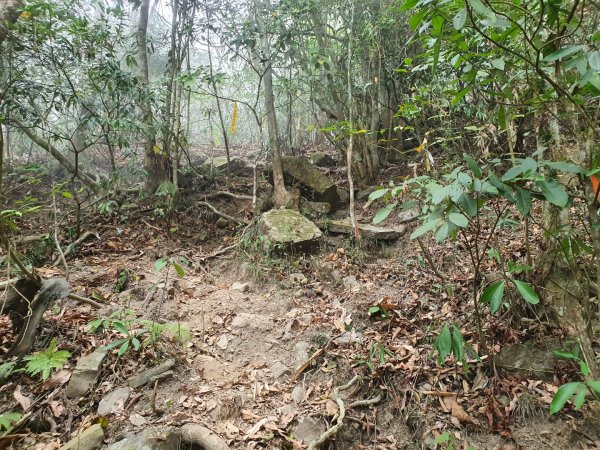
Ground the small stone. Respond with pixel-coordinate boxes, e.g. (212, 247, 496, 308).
(291, 385, 306, 403)
(293, 341, 310, 367)
(335, 330, 364, 344)
(66, 347, 109, 399)
(279, 404, 296, 415)
(215, 335, 229, 350)
(98, 387, 131, 416)
(398, 208, 420, 223)
(270, 361, 289, 379)
(230, 282, 249, 292)
(289, 273, 308, 284)
(129, 413, 147, 427)
(59, 424, 104, 450)
(195, 354, 231, 382)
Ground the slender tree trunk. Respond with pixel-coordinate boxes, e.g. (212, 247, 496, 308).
(137, 0, 167, 193)
(255, 0, 289, 208)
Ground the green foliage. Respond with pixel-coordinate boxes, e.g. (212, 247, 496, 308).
(434, 324, 476, 370)
(89, 309, 190, 357)
(550, 351, 600, 414)
(0, 412, 22, 433)
(23, 339, 71, 381)
(155, 256, 188, 278)
(353, 342, 395, 373)
(0, 361, 18, 383)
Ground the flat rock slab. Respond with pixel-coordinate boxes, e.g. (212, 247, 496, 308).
(281, 156, 341, 209)
(309, 151, 336, 168)
(202, 156, 251, 176)
(194, 354, 232, 382)
(259, 209, 322, 249)
(59, 424, 104, 450)
(66, 347, 108, 398)
(322, 219, 407, 240)
(98, 387, 131, 416)
(496, 340, 562, 381)
(231, 313, 273, 331)
(107, 428, 179, 450)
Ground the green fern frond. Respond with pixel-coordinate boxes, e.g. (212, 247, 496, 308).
(0, 412, 22, 433)
(23, 339, 71, 381)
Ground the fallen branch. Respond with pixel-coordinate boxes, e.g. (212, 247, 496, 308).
(308, 375, 360, 450)
(197, 201, 249, 225)
(200, 191, 253, 201)
(53, 231, 99, 266)
(68, 293, 103, 309)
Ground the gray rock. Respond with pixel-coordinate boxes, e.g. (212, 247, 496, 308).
(270, 361, 289, 379)
(293, 341, 310, 367)
(129, 413, 148, 427)
(293, 417, 327, 444)
(280, 156, 341, 209)
(300, 199, 331, 215)
(309, 152, 336, 168)
(335, 330, 364, 344)
(398, 208, 420, 223)
(496, 341, 559, 381)
(195, 354, 231, 382)
(259, 209, 322, 249)
(66, 347, 109, 399)
(202, 156, 252, 176)
(291, 385, 306, 403)
(59, 424, 104, 450)
(98, 387, 131, 416)
(323, 219, 407, 240)
(107, 428, 179, 450)
(230, 282, 249, 292)
(215, 335, 229, 350)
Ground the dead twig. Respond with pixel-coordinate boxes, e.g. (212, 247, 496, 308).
(200, 191, 253, 201)
(68, 293, 103, 309)
(52, 231, 99, 266)
(197, 201, 249, 224)
(308, 375, 360, 450)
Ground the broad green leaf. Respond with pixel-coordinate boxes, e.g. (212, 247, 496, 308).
(543, 161, 584, 174)
(173, 262, 185, 278)
(513, 280, 539, 304)
(550, 382, 581, 414)
(573, 387, 587, 409)
(543, 45, 586, 63)
(553, 350, 579, 360)
(62, 191, 73, 199)
(498, 105, 506, 130)
(536, 180, 568, 207)
(118, 340, 130, 356)
(589, 51, 600, 70)
(448, 212, 469, 228)
(368, 188, 389, 201)
(373, 202, 397, 225)
(436, 325, 452, 363)
(410, 218, 442, 240)
(400, 0, 420, 11)
(463, 154, 481, 178)
(468, 0, 495, 17)
(0, 412, 21, 433)
(491, 57, 505, 70)
(453, 8, 467, 30)
(132, 337, 141, 350)
(502, 158, 537, 181)
(587, 380, 600, 395)
(514, 186, 531, 216)
(435, 220, 450, 243)
(112, 321, 129, 336)
(451, 324, 465, 362)
(458, 193, 478, 217)
(481, 280, 506, 314)
(155, 258, 168, 272)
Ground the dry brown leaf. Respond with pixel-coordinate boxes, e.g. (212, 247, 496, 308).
(49, 400, 65, 417)
(325, 399, 339, 417)
(442, 396, 476, 424)
(13, 385, 32, 411)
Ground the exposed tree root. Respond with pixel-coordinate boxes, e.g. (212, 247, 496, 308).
(308, 375, 360, 450)
(197, 201, 249, 224)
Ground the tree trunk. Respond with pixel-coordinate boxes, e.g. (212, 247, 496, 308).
(255, 0, 289, 208)
(137, 0, 168, 193)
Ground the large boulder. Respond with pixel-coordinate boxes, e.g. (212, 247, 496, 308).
(309, 151, 336, 168)
(280, 156, 341, 210)
(322, 219, 407, 241)
(259, 209, 322, 250)
(202, 156, 252, 176)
